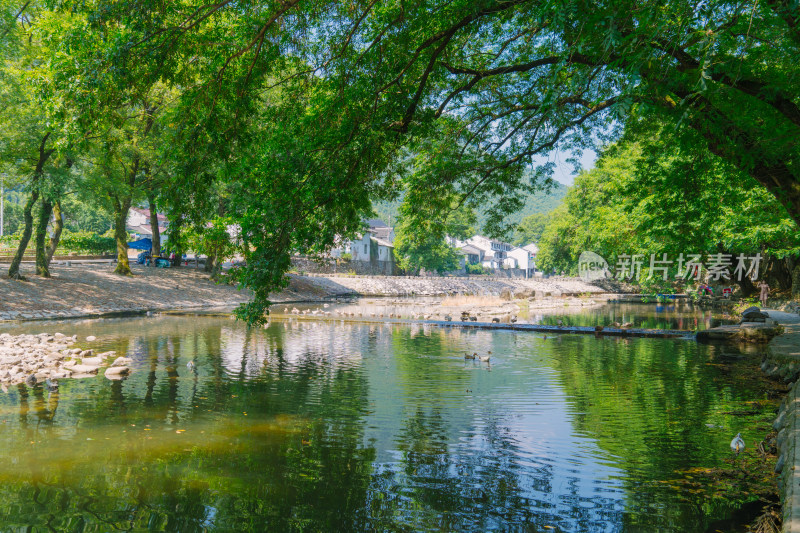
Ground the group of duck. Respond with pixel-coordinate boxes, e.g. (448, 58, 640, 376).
(464, 351, 491, 363)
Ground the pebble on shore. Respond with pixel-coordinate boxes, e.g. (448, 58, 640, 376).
(0, 332, 126, 388)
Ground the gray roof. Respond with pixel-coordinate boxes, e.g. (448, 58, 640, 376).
(522, 243, 539, 253)
(366, 218, 389, 228)
(370, 227, 393, 241)
(459, 244, 482, 255)
(371, 236, 394, 248)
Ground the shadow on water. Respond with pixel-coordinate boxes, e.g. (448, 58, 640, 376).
(0, 311, 778, 531)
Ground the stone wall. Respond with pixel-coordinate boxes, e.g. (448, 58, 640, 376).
(291, 256, 397, 276)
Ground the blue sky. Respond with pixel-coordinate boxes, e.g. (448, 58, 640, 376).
(544, 149, 598, 186)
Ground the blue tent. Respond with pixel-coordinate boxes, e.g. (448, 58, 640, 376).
(128, 238, 152, 250)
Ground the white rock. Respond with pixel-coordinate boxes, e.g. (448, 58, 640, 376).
(80, 357, 103, 366)
(70, 365, 99, 374)
(86, 336, 97, 342)
(110, 357, 133, 367)
(104, 366, 129, 378)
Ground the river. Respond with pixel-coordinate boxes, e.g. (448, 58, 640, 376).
(0, 303, 777, 531)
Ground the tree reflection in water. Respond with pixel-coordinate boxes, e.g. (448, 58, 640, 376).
(0, 313, 777, 531)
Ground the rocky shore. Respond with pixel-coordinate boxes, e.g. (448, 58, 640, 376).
(0, 332, 132, 389)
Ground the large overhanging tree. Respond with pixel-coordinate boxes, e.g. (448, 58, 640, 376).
(48, 0, 798, 319)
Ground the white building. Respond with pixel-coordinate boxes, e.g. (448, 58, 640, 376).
(365, 218, 395, 243)
(459, 243, 483, 265)
(508, 243, 538, 277)
(465, 235, 513, 269)
(341, 231, 394, 263)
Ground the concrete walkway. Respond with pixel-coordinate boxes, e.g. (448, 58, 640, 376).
(762, 309, 800, 533)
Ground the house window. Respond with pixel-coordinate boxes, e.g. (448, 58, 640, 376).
(364, 244, 368, 255)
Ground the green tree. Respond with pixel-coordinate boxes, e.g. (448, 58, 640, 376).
(513, 213, 550, 246)
(23, 0, 800, 317)
(537, 122, 800, 292)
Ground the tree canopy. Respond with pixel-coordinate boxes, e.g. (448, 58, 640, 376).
(0, 0, 797, 318)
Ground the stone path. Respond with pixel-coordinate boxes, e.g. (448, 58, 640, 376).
(761, 308, 800, 532)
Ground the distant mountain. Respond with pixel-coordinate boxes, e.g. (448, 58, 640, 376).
(372, 182, 567, 235)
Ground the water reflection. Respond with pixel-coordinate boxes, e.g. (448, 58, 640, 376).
(277, 299, 733, 331)
(0, 312, 772, 531)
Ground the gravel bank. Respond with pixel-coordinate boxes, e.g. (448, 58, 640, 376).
(0, 263, 252, 321)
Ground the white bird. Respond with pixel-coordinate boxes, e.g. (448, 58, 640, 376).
(731, 433, 745, 454)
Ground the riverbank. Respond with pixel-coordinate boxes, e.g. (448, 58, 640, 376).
(760, 310, 800, 532)
(0, 263, 253, 321)
(0, 263, 610, 322)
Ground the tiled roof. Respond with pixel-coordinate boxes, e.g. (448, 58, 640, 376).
(371, 236, 394, 248)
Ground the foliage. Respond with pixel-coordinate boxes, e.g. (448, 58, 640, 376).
(0, 230, 116, 255)
(394, 190, 476, 274)
(466, 263, 488, 275)
(0, 199, 23, 235)
(185, 217, 240, 273)
(61, 194, 114, 234)
(375, 181, 567, 239)
(0, 0, 796, 317)
(57, 231, 116, 255)
(513, 213, 551, 246)
(536, 124, 800, 278)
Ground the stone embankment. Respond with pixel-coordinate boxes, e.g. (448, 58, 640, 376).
(757, 310, 800, 532)
(293, 274, 606, 298)
(0, 332, 132, 389)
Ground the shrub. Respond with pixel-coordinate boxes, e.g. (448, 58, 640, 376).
(58, 231, 116, 255)
(466, 263, 488, 275)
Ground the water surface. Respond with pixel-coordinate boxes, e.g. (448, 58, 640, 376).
(0, 310, 774, 531)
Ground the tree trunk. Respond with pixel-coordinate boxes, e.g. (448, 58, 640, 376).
(112, 197, 133, 275)
(7, 190, 39, 280)
(734, 275, 758, 297)
(34, 198, 54, 277)
(46, 200, 63, 266)
(792, 265, 800, 299)
(147, 194, 160, 259)
(169, 215, 183, 267)
(7, 132, 53, 280)
(204, 251, 216, 273)
(765, 255, 793, 290)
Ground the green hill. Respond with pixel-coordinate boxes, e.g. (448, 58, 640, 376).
(372, 182, 567, 235)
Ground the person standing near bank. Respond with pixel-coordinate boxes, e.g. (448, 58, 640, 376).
(758, 280, 770, 308)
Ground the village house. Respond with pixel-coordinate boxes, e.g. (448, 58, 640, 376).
(459, 243, 483, 265)
(464, 235, 513, 269)
(364, 218, 395, 243)
(507, 243, 538, 277)
(126, 207, 168, 238)
(328, 218, 396, 273)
